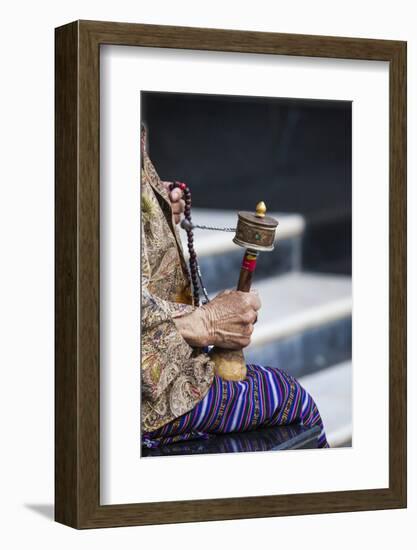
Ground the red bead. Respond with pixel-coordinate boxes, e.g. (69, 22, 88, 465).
(179, 182, 187, 191)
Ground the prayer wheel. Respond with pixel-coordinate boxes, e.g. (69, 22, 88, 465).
(209, 202, 279, 381)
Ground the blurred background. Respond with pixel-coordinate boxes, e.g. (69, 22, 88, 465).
(142, 91, 352, 447)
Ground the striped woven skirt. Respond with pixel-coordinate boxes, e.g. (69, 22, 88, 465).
(142, 364, 329, 449)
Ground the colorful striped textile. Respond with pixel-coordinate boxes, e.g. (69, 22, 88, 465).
(142, 364, 329, 449)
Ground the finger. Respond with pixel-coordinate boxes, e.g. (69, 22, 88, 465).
(172, 199, 185, 215)
(239, 291, 261, 311)
(243, 311, 257, 324)
(244, 324, 254, 335)
(173, 214, 181, 225)
(246, 291, 262, 311)
(240, 337, 251, 349)
(172, 202, 183, 215)
(216, 288, 233, 297)
(170, 188, 183, 202)
(220, 342, 242, 350)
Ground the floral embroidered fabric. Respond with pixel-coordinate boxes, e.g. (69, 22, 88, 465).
(141, 147, 214, 432)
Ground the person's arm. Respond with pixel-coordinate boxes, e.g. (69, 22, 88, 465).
(141, 225, 198, 402)
(142, 177, 261, 401)
(158, 181, 261, 349)
(142, 234, 260, 403)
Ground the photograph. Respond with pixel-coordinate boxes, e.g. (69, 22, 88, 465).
(0, 0, 412, 544)
(52, 19, 406, 528)
(140, 91, 352, 457)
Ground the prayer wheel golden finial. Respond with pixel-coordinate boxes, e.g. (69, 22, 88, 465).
(255, 201, 267, 218)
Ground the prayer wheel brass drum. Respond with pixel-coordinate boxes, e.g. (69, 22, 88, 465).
(209, 202, 279, 381)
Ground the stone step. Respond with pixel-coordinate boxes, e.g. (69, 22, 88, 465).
(299, 361, 352, 448)
(246, 317, 351, 379)
(180, 208, 305, 293)
(235, 271, 351, 343)
(242, 272, 352, 377)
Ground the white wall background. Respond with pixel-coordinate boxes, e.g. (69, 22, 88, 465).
(0, 1, 414, 548)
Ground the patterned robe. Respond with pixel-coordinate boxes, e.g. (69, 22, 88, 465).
(141, 148, 215, 432)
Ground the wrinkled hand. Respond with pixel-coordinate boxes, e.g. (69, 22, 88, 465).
(161, 181, 185, 225)
(202, 289, 261, 349)
(174, 289, 261, 349)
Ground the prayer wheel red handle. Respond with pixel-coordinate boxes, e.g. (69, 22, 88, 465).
(237, 250, 258, 293)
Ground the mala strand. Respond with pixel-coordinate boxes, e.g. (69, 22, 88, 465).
(170, 181, 201, 306)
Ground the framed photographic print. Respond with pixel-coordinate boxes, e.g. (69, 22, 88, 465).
(55, 20, 406, 528)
